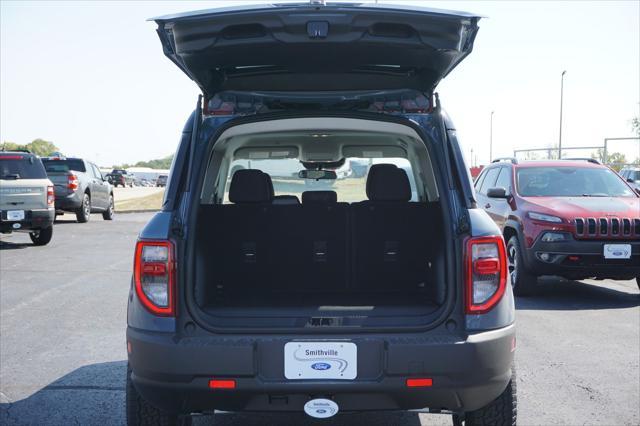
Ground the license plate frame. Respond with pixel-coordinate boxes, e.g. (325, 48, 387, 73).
(603, 244, 632, 259)
(6, 210, 25, 221)
(284, 341, 357, 380)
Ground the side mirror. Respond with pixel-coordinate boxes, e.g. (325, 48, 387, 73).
(627, 177, 635, 183)
(487, 187, 509, 199)
(298, 169, 337, 180)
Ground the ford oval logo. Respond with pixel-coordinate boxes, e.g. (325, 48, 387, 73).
(311, 362, 331, 371)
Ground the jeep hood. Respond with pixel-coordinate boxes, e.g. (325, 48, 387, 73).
(152, 3, 480, 97)
(523, 196, 640, 218)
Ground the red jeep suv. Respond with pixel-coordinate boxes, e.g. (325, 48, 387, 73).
(475, 158, 640, 295)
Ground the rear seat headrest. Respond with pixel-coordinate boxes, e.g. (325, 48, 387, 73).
(366, 164, 411, 202)
(229, 169, 273, 204)
(302, 191, 338, 204)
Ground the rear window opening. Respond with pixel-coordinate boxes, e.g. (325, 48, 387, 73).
(190, 118, 451, 331)
(0, 155, 47, 180)
(41, 158, 87, 173)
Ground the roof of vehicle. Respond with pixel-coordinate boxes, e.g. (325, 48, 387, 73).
(0, 151, 32, 157)
(512, 160, 604, 169)
(42, 156, 82, 161)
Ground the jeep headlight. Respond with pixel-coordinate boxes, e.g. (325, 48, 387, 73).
(528, 212, 563, 223)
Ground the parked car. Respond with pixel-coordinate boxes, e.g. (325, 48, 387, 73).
(156, 174, 168, 187)
(41, 157, 114, 222)
(620, 166, 640, 191)
(108, 169, 135, 187)
(126, 4, 517, 426)
(475, 157, 640, 295)
(0, 151, 55, 245)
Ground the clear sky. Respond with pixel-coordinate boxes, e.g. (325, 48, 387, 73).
(1, 0, 639, 167)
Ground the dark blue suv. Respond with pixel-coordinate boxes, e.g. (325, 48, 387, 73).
(126, 3, 517, 425)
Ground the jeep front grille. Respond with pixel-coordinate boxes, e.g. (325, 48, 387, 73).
(574, 217, 640, 239)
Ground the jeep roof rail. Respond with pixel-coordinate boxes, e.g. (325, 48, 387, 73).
(491, 157, 518, 165)
(563, 157, 600, 164)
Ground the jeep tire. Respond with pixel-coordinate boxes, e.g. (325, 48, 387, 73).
(507, 236, 537, 297)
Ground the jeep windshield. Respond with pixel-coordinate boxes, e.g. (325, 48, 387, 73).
(516, 166, 636, 197)
(0, 155, 47, 180)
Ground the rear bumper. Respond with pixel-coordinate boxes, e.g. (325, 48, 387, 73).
(0, 208, 55, 233)
(54, 191, 82, 211)
(127, 325, 515, 415)
(524, 237, 640, 279)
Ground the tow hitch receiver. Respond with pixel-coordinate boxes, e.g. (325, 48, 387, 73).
(304, 398, 339, 419)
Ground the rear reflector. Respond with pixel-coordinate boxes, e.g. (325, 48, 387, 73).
(208, 379, 236, 389)
(406, 378, 433, 387)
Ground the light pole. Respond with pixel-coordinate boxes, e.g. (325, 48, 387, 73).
(558, 70, 566, 159)
(489, 110, 495, 162)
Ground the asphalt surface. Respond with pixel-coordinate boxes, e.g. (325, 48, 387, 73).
(1, 212, 638, 425)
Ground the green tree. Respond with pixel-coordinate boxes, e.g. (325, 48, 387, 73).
(591, 149, 627, 170)
(25, 139, 59, 156)
(1, 141, 25, 151)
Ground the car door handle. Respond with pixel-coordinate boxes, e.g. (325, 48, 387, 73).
(485, 203, 491, 209)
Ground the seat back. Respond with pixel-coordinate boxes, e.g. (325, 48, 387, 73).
(352, 164, 434, 291)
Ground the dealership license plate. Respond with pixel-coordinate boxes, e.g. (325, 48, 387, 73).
(6, 210, 25, 221)
(284, 341, 357, 380)
(603, 244, 632, 259)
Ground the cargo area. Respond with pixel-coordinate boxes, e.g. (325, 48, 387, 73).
(191, 118, 450, 330)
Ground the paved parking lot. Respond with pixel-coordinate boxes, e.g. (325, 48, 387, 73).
(0, 212, 638, 425)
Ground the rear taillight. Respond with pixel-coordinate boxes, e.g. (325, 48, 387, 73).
(67, 173, 79, 190)
(133, 240, 175, 316)
(47, 185, 55, 207)
(465, 236, 507, 314)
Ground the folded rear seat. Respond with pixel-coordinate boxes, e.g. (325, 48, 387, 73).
(351, 164, 434, 292)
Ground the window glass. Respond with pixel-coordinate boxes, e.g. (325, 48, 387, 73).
(0, 155, 47, 180)
(478, 167, 500, 195)
(223, 157, 417, 203)
(516, 167, 635, 197)
(91, 164, 102, 179)
(494, 167, 512, 192)
(42, 158, 86, 173)
(474, 169, 487, 189)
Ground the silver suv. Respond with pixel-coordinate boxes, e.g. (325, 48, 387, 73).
(0, 151, 55, 245)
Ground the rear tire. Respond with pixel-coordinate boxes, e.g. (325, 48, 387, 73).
(452, 367, 517, 426)
(126, 365, 191, 426)
(29, 227, 53, 246)
(507, 236, 537, 296)
(76, 193, 91, 223)
(103, 195, 114, 220)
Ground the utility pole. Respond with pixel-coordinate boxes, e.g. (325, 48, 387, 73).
(489, 110, 495, 162)
(558, 70, 566, 159)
